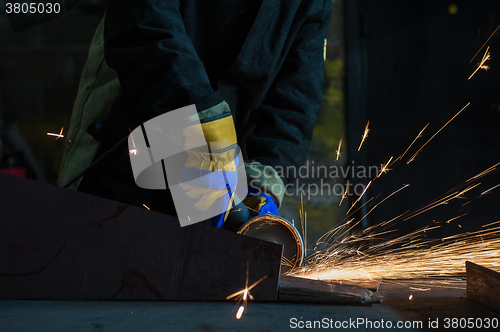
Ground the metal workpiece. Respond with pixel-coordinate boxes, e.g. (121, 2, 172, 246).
(0, 172, 282, 301)
(0, 172, 377, 305)
(466, 261, 500, 313)
(278, 275, 379, 304)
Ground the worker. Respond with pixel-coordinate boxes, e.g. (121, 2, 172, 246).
(58, 0, 332, 229)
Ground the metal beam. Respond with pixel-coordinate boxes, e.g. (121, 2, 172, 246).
(466, 261, 500, 313)
(0, 172, 282, 301)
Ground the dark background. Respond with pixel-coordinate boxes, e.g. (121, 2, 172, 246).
(0, 0, 106, 183)
(346, 0, 500, 239)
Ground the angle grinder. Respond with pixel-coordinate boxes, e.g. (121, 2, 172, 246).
(224, 200, 304, 273)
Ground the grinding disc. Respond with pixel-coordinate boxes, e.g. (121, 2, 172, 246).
(237, 215, 304, 273)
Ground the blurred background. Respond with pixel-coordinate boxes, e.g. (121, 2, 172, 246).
(1, 0, 500, 253)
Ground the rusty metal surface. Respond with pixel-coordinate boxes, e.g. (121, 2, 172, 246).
(0, 172, 282, 301)
(277, 275, 375, 304)
(466, 261, 500, 313)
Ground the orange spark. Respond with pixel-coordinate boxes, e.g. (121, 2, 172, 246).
(143, 204, 150, 210)
(336, 135, 343, 161)
(378, 156, 393, 177)
(47, 127, 64, 139)
(358, 121, 370, 151)
(469, 24, 500, 63)
(226, 262, 267, 320)
(482, 220, 500, 228)
(407, 103, 470, 164)
(339, 185, 349, 206)
(467, 161, 500, 182)
(345, 181, 373, 216)
(481, 183, 500, 196)
(434, 213, 468, 224)
(399, 123, 429, 160)
(130, 133, 137, 148)
(468, 46, 490, 80)
(236, 306, 245, 319)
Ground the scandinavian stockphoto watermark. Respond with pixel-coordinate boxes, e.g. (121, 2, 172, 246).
(248, 161, 378, 201)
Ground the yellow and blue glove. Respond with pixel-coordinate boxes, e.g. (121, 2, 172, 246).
(223, 185, 279, 231)
(243, 186, 279, 217)
(179, 113, 239, 228)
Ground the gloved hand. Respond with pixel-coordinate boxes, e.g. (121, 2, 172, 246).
(178, 113, 238, 228)
(243, 185, 279, 216)
(223, 185, 279, 231)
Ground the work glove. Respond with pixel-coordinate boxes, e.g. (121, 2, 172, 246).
(223, 185, 279, 231)
(179, 112, 239, 228)
(243, 186, 279, 216)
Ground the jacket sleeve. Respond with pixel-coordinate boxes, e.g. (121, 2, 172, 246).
(244, 0, 332, 202)
(104, 0, 225, 126)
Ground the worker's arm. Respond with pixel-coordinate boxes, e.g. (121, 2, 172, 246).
(244, 0, 332, 207)
(105, 0, 240, 227)
(104, 0, 227, 124)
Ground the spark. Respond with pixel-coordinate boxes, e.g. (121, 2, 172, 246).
(292, 222, 500, 281)
(289, 164, 500, 282)
(407, 103, 470, 164)
(468, 46, 491, 80)
(358, 121, 370, 151)
(130, 133, 137, 148)
(482, 220, 500, 228)
(227, 262, 267, 320)
(467, 161, 500, 182)
(409, 287, 430, 292)
(236, 306, 245, 319)
(129, 133, 138, 155)
(47, 127, 64, 139)
(339, 185, 349, 206)
(346, 181, 372, 215)
(336, 135, 343, 161)
(229, 208, 243, 214)
(469, 24, 500, 63)
(143, 204, 150, 210)
(300, 194, 307, 253)
(402, 183, 480, 221)
(409, 295, 413, 300)
(356, 184, 410, 226)
(378, 156, 393, 177)
(433, 213, 468, 224)
(481, 183, 500, 196)
(399, 123, 429, 160)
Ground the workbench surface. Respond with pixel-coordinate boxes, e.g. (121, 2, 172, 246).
(1, 279, 498, 331)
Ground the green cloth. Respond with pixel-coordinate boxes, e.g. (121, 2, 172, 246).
(57, 17, 121, 190)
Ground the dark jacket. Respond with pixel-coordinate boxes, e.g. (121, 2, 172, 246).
(104, 0, 332, 174)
